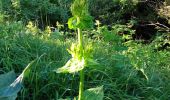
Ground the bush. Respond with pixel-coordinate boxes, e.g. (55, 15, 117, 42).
(1, 0, 139, 25)
(1, 0, 72, 27)
(89, 0, 138, 24)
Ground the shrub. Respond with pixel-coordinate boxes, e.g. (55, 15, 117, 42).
(1, 0, 72, 27)
(89, 0, 138, 24)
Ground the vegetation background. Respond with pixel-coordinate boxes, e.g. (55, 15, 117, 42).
(0, 0, 170, 100)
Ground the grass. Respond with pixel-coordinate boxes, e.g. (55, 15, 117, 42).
(0, 21, 170, 100)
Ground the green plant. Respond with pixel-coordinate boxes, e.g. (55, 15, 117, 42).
(112, 24, 135, 40)
(0, 21, 70, 99)
(88, 0, 138, 24)
(0, 0, 72, 26)
(55, 0, 103, 100)
(0, 61, 34, 100)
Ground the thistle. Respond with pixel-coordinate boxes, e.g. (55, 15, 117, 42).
(55, 0, 103, 100)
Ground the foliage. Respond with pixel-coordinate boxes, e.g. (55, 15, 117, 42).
(56, 0, 103, 100)
(0, 20, 170, 99)
(151, 33, 170, 50)
(1, 0, 72, 26)
(1, 0, 139, 25)
(83, 86, 104, 100)
(89, 0, 138, 24)
(68, 15, 93, 30)
(56, 42, 97, 74)
(0, 61, 34, 100)
(68, 0, 93, 30)
(0, 0, 170, 100)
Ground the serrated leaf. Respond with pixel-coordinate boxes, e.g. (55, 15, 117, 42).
(67, 43, 82, 59)
(84, 86, 104, 100)
(55, 58, 85, 73)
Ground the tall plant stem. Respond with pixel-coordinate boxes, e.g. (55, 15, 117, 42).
(78, 28, 83, 52)
(79, 70, 84, 100)
(78, 28, 84, 100)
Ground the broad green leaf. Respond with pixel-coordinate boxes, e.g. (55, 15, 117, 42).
(0, 61, 35, 100)
(84, 86, 104, 100)
(0, 71, 16, 88)
(0, 94, 17, 100)
(78, 15, 93, 29)
(0, 75, 23, 100)
(55, 58, 85, 73)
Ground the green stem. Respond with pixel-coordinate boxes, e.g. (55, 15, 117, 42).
(78, 28, 83, 53)
(78, 70, 84, 100)
(77, 28, 84, 100)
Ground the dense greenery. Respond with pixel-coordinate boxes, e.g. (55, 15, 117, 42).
(0, 0, 170, 100)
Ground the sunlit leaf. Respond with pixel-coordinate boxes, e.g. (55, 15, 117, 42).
(71, 0, 89, 17)
(137, 69, 148, 80)
(68, 17, 80, 29)
(67, 43, 82, 59)
(68, 0, 93, 30)
(68, 16, 93, 30)
(22, 60, 35, 78)
(84, 86, 104, 100)
(55, 58, 85, 73)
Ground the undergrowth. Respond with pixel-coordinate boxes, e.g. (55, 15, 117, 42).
(0, 20, 170, 100)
